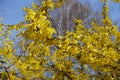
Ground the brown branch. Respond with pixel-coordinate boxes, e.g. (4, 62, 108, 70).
(6, 56, 21, 69)
(4, 66, 11, 80)
(46, 62, 74, 80)
(63, 72, 72, 80)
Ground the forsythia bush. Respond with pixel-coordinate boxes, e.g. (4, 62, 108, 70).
(0, 0, 120, 80)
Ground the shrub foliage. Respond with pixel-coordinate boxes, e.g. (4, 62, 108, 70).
(0, 0, 120, 79)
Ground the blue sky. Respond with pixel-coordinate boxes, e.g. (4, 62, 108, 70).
(0, 0, 120, 25)
(81, 0, 120, 25)
(0, 0, 34, 24)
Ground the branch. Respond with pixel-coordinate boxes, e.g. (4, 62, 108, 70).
(49, 16, 59, 36)
(6, 56, 21, 69)
(49, 17, 57, 30)
(83, 12, 96, 23)
(4, 66, 11, 80)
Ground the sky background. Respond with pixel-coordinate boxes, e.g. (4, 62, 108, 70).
(0, 0, 34, 24)
(0, 0, 120, 25)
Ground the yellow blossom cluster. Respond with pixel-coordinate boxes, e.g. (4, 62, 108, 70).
(0, 0, 120, 79)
